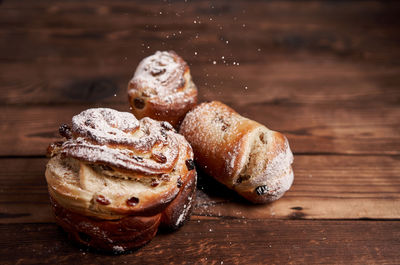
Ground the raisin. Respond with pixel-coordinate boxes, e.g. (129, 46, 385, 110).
(259, 133, 267, 144)
(160, 128, 168, 138)
(126, 196, 139, 206)
(177, 177, 183, 188)
(178, 78, 186, 88)
(161, 174, 170, 181)
(151, 179, 159, 187)
(132, 155, 143, 162)
(59, 124, 72, 139)
(100, 165, 114, 171)
(96, 195, 111, 205)
(161, 121, 174, 131)
(46, 141, 63, 157)
(185, 159, 195, 171)
(215, 115, 230, 131)
(255, 185, 269, 196)
(150, 67, 166, 76)
(78, 232, 91, 243)
(84, 119, 96, 129)
(152, 153, 167, 163)
(236, 175, 251, 184)
(133, 97, 145, 109)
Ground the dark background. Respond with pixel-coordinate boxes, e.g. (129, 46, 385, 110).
(1, 1, 399, 264)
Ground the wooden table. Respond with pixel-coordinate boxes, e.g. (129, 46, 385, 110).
(1, 1, 399, 264)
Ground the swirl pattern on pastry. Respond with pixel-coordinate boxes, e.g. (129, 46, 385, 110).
(127, 51, 197, 128)
(60, 108, 179, 175)
(133, 50, 187, 97)
(45, 108, 197, 253)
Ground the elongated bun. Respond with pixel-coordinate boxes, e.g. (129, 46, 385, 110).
(180, 101, 293, 203)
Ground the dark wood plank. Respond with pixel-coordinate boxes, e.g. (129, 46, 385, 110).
(0, 1, 399, 155)
(1, 55, 399, 113)
(0, 1, 399, 264)
(0, 158, 53, 224)
(0, 1, 400, 105)
(195, 154, 400, 220)
(1, 103, 398, 156)
(0, 220, 399, 265)
(1, 155, 399, 224)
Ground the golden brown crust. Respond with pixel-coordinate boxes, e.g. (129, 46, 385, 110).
(50, 164, 196, 253)
(233, 131, 294, 203)
(127, 51, 197, 128)
(179, 101, 254, 185)
(45, 108, 197, 253)
(161, 168, 197, 230)
(45, 108, 191, 218)
(180, 101, 294, 203)
(50, 196, 161, 253)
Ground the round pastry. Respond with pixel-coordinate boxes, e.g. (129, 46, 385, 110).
(45, 108, 197, 253)
(127, 51, 198, 128)
(179, 101, 293, 203)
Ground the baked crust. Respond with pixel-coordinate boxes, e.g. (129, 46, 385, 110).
(179, 101, 294, 203)
(160, 167, 197, 230)
(45, 108, 197, 252)
(49, 168, 196, 253)
(50, 196, 161, 253)
(127, 51, 197, 128)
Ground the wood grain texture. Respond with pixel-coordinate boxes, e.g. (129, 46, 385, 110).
(1, 220, 399, 265)
(1, 0, 400, 264)
(1, 0, 400, 110)
(1, 0, 399, 108)
(1, 103, 399, 156)
(1, 155, 399, 224)
(1, 1, 399, 156)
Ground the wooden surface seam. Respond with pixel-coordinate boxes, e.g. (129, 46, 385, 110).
(1, 0, 399, 264)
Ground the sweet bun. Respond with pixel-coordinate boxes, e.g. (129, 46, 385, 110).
(45, 108, 196, 253)
(127, 51, 197, 128)
(179, 101, 293, 203)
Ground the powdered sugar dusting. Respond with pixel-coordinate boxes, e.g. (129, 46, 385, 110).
(112, 246, 125, 253)
(176, 195, 193, 226)
(132, 51, 187, 97)
(180, 101, 246, 178)
(72, 108, 140, 145)
(47, 107, 197, 251)
(265, 136, 294, 194)
(62, 108, 181, 175)
(226, 143, 241, 176)
(234, 130, 294, 202)
(180, 101, 294, 202)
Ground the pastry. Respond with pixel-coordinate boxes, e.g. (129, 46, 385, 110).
(179, 101, 293, 203)
(45, 108, 197, 253)
(127, 51, 197, 128)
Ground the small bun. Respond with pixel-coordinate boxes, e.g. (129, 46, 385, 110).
(45, 108, 197, 253)
(180, 101, 293, 203)
(128, 51, 197, 128)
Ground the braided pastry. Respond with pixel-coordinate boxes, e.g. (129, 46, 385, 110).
(127, 51, 197, 128)
(45, 108, 196, 253)
(179, 101, 293, 203)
